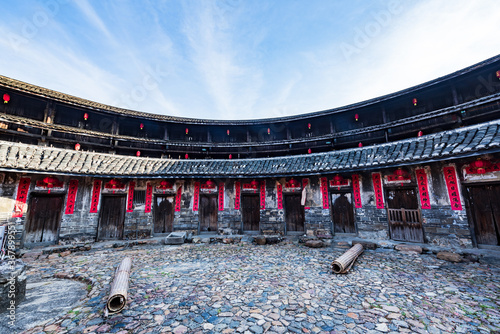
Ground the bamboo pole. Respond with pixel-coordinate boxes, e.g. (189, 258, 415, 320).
(331, 243, 364, 274)
(107, 257, 132, 314)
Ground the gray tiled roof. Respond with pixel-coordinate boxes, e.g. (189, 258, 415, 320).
(0, 120, 499, 178)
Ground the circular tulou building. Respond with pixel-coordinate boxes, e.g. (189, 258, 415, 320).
(1, 55, 500, 251)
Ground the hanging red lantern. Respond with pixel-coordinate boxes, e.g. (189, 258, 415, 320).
(333, 175, 343, 185)
(136, 151, 141, 157)
(307, 148, 312, 154)
(308, 123, 311, 129)
(354, 114, 359, 121)
(185, 153, 189, 159)
(185, 128, 189, 135)
(288, 178, 300, 188)
(250, 179, 259, 189)
(267, 128, 271, 135)
(395, 168, 406, 179)
(496, 70, 500, 80)
(418, 130, 423, 137)
(40, 176, 62, 193)
(3, 93, 10, 104)
(205, 179, 215, 188)
(229, 154, 232, 159)
(358, 142, 363, 148)
(140, 123, 144, 130)
(412, 98, 417, 106)
(472, 158, 492, 174)
(159, 180, 172, 189)
(227, 129, 230, 135)
(83, 112, 88, 121)
(74, 143, 80, 151)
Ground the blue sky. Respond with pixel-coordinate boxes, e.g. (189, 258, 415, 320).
(1, 0, 499, 120)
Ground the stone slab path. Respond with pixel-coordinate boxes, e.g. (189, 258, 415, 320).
(8, 242, 500, 333)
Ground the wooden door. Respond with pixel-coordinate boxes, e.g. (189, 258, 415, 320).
(386, 188, 424, 242)
(242, 195, 260, 231)
(331, 192, 355, 233)
(25, 195, 63, 243)
(154, 196, 174, 234)
(97, 196, 126, 240)
(284, 194, 305, 233)
(199, 195, 218, 232)
(466, 185, 500, 245)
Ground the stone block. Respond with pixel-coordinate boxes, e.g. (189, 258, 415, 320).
(164, 232, 186, 245)
(437, 251, 463, 263)
(192, 237, 201, 244)
(305, 240, 324, 248)
(255, 236, 266, 245)
(394, 244, 422, 254)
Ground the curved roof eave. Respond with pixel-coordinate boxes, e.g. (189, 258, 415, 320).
(0, 54, 499, 125)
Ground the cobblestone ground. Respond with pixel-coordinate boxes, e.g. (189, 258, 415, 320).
(19, 242, 500, 334)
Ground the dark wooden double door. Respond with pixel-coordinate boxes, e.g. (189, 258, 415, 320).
(25, 195, 64, 244)
(331, 192, 356, 233)
(242, 195, 260, 232)
(154, 195, 174, 234)
(97, 195, 126, 240)
(199, 195, 218, 232)
(465, 184, 500, 245)
(284, 194, 305, 233)
(386, 188, 424, 243)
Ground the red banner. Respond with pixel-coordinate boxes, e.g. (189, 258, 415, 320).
(218, 183, 225, 211)
(320, 177, 329, 209)
(175, 186, 182, 212)
(276, 183, 283, 209)
(193, 182, 200, 211)
(443, 166, 462, 210)
(126, 181, 135, 212)
(352, 174, 362, 208)
(260, 181, 266, 210)
(145, 182, 153, 213)
(89, 180, 102, 213)
(234, 182, 241, 210)
(415, 169, 431, 209)
(372, 173, 384, 209)
(13, 177, 30, 218)
(65, 180, 78, 215)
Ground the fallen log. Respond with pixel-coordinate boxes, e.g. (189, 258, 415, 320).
(332, 243, 364, 274)
(106, 257, 132, 314)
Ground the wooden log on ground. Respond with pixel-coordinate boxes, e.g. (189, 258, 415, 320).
(332, 244, 364, 274)
(107, 257, 132, 314)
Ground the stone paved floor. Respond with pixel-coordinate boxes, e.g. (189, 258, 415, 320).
(14, 242, 500, 334)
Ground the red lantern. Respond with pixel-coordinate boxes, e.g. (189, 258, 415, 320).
(229, 154, 232, 159)
(83, 112, 88, 121)
(267, 128, 271, 135)
(74, 143, 80, 151)
(412, 98, 417, 106)
(140, 123, 144, 130)
(136, 151, 141, 157)
(288, 178, 300, 188)
(354, 114, 359, 121)
(250, 180, 259, 189)
(185, 128, 189, 135)
(307, 148, 312, 154)
(472, 158, 492, 174)
(205, 179, 215, 188)
(333, 175, 343, 185)
(3, 93, 10, 104)
(418, 130, 423, 137)
(227, 129, 230, 135)
(358, 142, 363, 148)
(308, 123, 311, 129)
(185, 153, 189, 159)
(496, 70, 500, 80)
(395, 168, 406, 179)
(41, 176, 61, 193)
